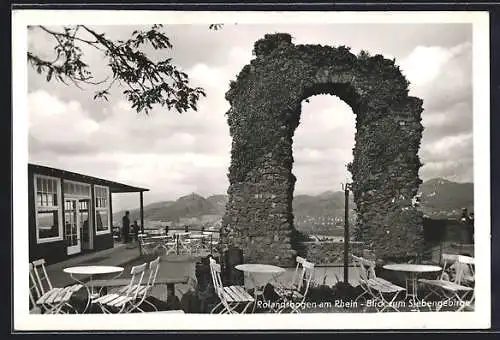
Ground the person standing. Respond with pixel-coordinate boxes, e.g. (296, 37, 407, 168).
(122, 211, 130, 243)
(460, 208, 474, 244)
(132, 220, 140, 242)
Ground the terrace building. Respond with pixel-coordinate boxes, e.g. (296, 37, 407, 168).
(28, 163, 148, 264)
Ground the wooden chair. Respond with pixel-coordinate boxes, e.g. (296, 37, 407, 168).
(209, 257, 254, 314)
(275, 258, 315, 313)
(352, 255, 405, 312)
(419, 254, 474, 311)
(93, 262, 148, 313)
(30, 259, 82, 314)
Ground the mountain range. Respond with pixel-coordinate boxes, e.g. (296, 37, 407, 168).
(114, 178, 473, 225)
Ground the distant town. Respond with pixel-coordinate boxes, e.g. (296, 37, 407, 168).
(113, 178, 473, 241)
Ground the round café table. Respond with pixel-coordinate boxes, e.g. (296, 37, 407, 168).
(188, 234, 206, 239)
(235, 264, 286, 312)
(63, 266, 124, 313)
(383, 263, 442, 310)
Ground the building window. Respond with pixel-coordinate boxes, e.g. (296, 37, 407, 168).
(95, 185, 110, 234)
(64, 181, 91, 197)
(34, 175, 62, 243)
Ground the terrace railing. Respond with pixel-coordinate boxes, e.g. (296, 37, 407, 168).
(138, 227, 221, 257)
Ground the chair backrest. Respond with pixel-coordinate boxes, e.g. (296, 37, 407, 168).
(135, 257, 161, 305)
(29, 263, 41, 308)
(440, 253, 475, 284)
(289, 256, 305, 288)
(352, 255, 376, 282)
(209, 257, 224, 295)
(208, 256, 235, 312)
(146, 256, 161, 288)
(123, 262, 148, 300)
(455, 255, 475, 285)
(299, 260, 315, 298)
(31, 259, 53, 294)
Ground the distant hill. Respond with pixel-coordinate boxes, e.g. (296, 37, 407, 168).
(115, 193, 220, 224)
(113, 178, 473, 225)
(418, 178, 474, 218)
(292, 191, 354, 218)
(206, 194, 229, 215)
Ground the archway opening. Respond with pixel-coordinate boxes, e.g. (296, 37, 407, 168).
(292, 95, 355, 242)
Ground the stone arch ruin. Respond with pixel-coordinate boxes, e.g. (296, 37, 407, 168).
(221, 33, 424, 267)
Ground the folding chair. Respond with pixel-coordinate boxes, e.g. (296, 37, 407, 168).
(419, 254, 474, 311)
(138, 235, 156, 256)
(272, 256, 306, 310)
(128, 256, 162, 312)
(275, 258, 315, 313)
(28, 264, 43, 314)
(29, 268, 42, 314)
(282, 256, 306, 289)
(352, 255, 405, 312)
(163, 235, 178, 256)
(209, 257, 254, 314)
(93, 262, 148, 313)
(30, 259, 82, 314)
(177, 234, 192, 255)
(456, 255, 475, 311)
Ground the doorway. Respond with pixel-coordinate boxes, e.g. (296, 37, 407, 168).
(64, 199, 81, 255)
(79, 198, 92, 251)
(63, 181, 93, 255)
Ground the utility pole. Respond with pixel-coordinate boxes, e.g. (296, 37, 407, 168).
(342, 182, 352, 284)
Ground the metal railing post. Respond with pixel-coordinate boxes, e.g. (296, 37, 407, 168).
(176, 234, 180, 255)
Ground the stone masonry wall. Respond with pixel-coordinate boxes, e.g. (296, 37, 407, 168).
(222, 33, 425, 267)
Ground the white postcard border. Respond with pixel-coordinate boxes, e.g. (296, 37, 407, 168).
(12, 10, 491, 330)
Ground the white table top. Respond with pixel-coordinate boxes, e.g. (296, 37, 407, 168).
(459, 255, 475, 265)
(175, 232, 191, 236)
(189, 234, 206, 239)
(63, 266, 124, 275)
(383, 264, 442, 273)
(151, 235, 170, 239)
(235, 264, 286, 274)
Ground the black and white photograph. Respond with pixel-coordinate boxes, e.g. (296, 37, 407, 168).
(12, 10, 490, 330)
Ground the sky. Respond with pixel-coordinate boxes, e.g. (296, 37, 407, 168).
(26, 23, 473, 212)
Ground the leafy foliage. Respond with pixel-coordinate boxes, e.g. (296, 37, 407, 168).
(27, 24, 212, 114)
(208, 24, 224, 31)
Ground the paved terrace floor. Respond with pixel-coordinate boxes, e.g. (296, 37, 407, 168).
(46, 242, 143, 288)
(43, 245, 473, 313)
(47, 242, 362, 292)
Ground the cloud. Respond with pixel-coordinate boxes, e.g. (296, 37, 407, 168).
(399, 42, 472, 112)
(26, 24, 474, 211)
(28, 90, 99, 150)
(292, 95, 355, 194)
(398, 42, 473, 183)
